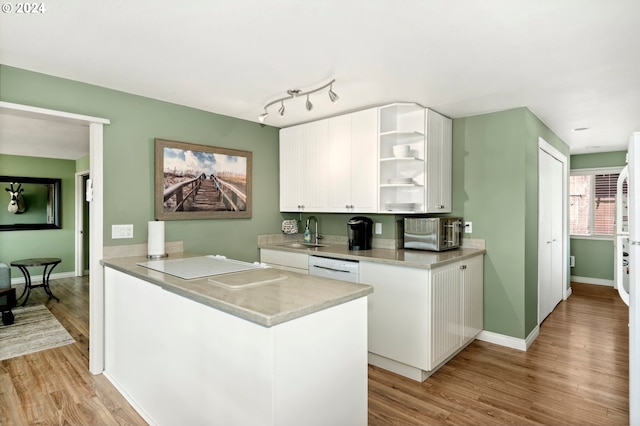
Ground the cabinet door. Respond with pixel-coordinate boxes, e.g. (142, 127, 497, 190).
(350, 108, 378, 212)
(430, 261, 461, 368)
(360, 261, 431, 371)
(327, 114, 353, 211)
(425, 110, 452, 213)
(299, 119, 329, 211)
(280, 125, 304, 211)
(279, 120, 329, 212)
(461, 255, 484, 344)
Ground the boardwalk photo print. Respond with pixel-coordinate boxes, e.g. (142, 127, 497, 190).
(155, 139, 252, 220)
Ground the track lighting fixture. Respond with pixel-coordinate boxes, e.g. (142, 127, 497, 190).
(328, 82, 339, 103)
(258, 79, 338, 122)
(258, 109, 269, 123)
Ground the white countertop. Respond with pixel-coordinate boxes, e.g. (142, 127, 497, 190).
(102, 253, 373, 327)
(258, 241, 486, 269)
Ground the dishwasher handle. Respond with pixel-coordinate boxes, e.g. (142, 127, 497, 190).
(310, 264, 352, 274)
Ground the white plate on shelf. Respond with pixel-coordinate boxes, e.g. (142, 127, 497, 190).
(386, 203, 417, 211)
(388, 177, 414, 185)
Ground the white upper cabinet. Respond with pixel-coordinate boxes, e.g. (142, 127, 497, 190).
(425, 109, 453, 212)
(378, 103, 452, 214)
(327, 108, 378, 212)
(279, 119, 329, 212)
(279, 103, 450, 214)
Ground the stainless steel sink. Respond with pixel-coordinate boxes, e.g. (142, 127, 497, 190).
(278, 242, 328, 249)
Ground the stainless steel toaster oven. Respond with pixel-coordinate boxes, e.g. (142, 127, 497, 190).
(403, 217, 462, 251)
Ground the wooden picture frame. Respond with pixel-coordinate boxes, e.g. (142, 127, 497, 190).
(155, 138, 252, 220)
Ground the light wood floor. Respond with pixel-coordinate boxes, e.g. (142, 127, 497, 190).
(0, 277, 147, 425)
(369, 282, 629, 425)
(0, 279, 629, 425)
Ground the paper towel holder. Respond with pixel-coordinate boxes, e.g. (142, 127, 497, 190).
(148, 253, 169, 259)
(148, 220, 169, 259)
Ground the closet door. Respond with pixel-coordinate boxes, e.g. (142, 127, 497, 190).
(538, 149, 564, 323)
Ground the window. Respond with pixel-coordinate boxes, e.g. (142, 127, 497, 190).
(570, 167, 626, 237)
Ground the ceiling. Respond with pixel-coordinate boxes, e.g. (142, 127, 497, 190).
(1, 0, 640, 159)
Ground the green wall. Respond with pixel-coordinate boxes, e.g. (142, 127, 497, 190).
(76, 155, 90, 172)
(571, 151, 626, 169)
(0, 154, 76, 272)
(569, 151, 626, 281)
(452, 108, 569, 339)
(1, 65, 281, 263)
(282, 213, 401, 240)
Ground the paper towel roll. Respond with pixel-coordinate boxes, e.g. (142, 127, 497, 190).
(148, 221, 166, 258)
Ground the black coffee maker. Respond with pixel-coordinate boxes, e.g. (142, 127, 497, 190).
(347, 216, 373, 251)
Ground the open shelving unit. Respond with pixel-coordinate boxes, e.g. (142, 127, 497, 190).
(378, 103, 427, 213)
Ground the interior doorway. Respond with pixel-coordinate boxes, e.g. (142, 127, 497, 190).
(75, 171, 90, 276)
(0, 101, 109, 374)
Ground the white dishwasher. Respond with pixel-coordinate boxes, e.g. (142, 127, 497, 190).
(308, 255, 360, 283)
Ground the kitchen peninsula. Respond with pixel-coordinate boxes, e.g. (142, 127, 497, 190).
(101, 253, 372, 426)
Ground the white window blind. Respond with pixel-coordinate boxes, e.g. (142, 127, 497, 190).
(570, 167, 626, 236)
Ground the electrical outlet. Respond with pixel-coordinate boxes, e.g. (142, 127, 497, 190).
(375, 222, 382, 235)
(112, 224, 134, 239)
(464, 222, 472, 234)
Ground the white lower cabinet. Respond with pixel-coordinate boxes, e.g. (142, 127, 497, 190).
(260, 249, 309, 274)
(361, 254, 483, 381)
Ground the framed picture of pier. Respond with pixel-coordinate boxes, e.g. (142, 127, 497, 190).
(154, 138, 252, 220)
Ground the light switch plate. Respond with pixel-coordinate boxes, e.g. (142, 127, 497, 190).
(112, 224, 134, 239)
(375, 222, 382, 235)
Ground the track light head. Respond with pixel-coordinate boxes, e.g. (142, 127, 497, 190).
(278, 101, 285, 116)
(328, 83, 339, 103)
(258, 110, 269, 123)
(306, 94, 313, 111)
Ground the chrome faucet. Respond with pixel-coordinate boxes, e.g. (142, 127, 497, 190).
(305, 215, 322, 244)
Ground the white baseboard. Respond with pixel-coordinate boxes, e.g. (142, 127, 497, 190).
(11, 271, 76, 286)
(570, 275, 614, 286)
(103, 372, 156, 426)
(476, 326, 539, 351)
(564, 286, 573, 300)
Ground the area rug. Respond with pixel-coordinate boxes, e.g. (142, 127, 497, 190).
(0, 304, 75, 361)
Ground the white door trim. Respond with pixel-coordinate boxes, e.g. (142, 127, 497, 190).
(0, 101, 109, 374)
(75, 170, 89, 276)
(538, 137, 569, 325)
(88, 122, 105, 374)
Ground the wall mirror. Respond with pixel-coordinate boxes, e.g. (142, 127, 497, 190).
(0, 176, 61, 231)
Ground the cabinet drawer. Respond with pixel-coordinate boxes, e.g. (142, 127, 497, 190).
(260, 249, 309, 271)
